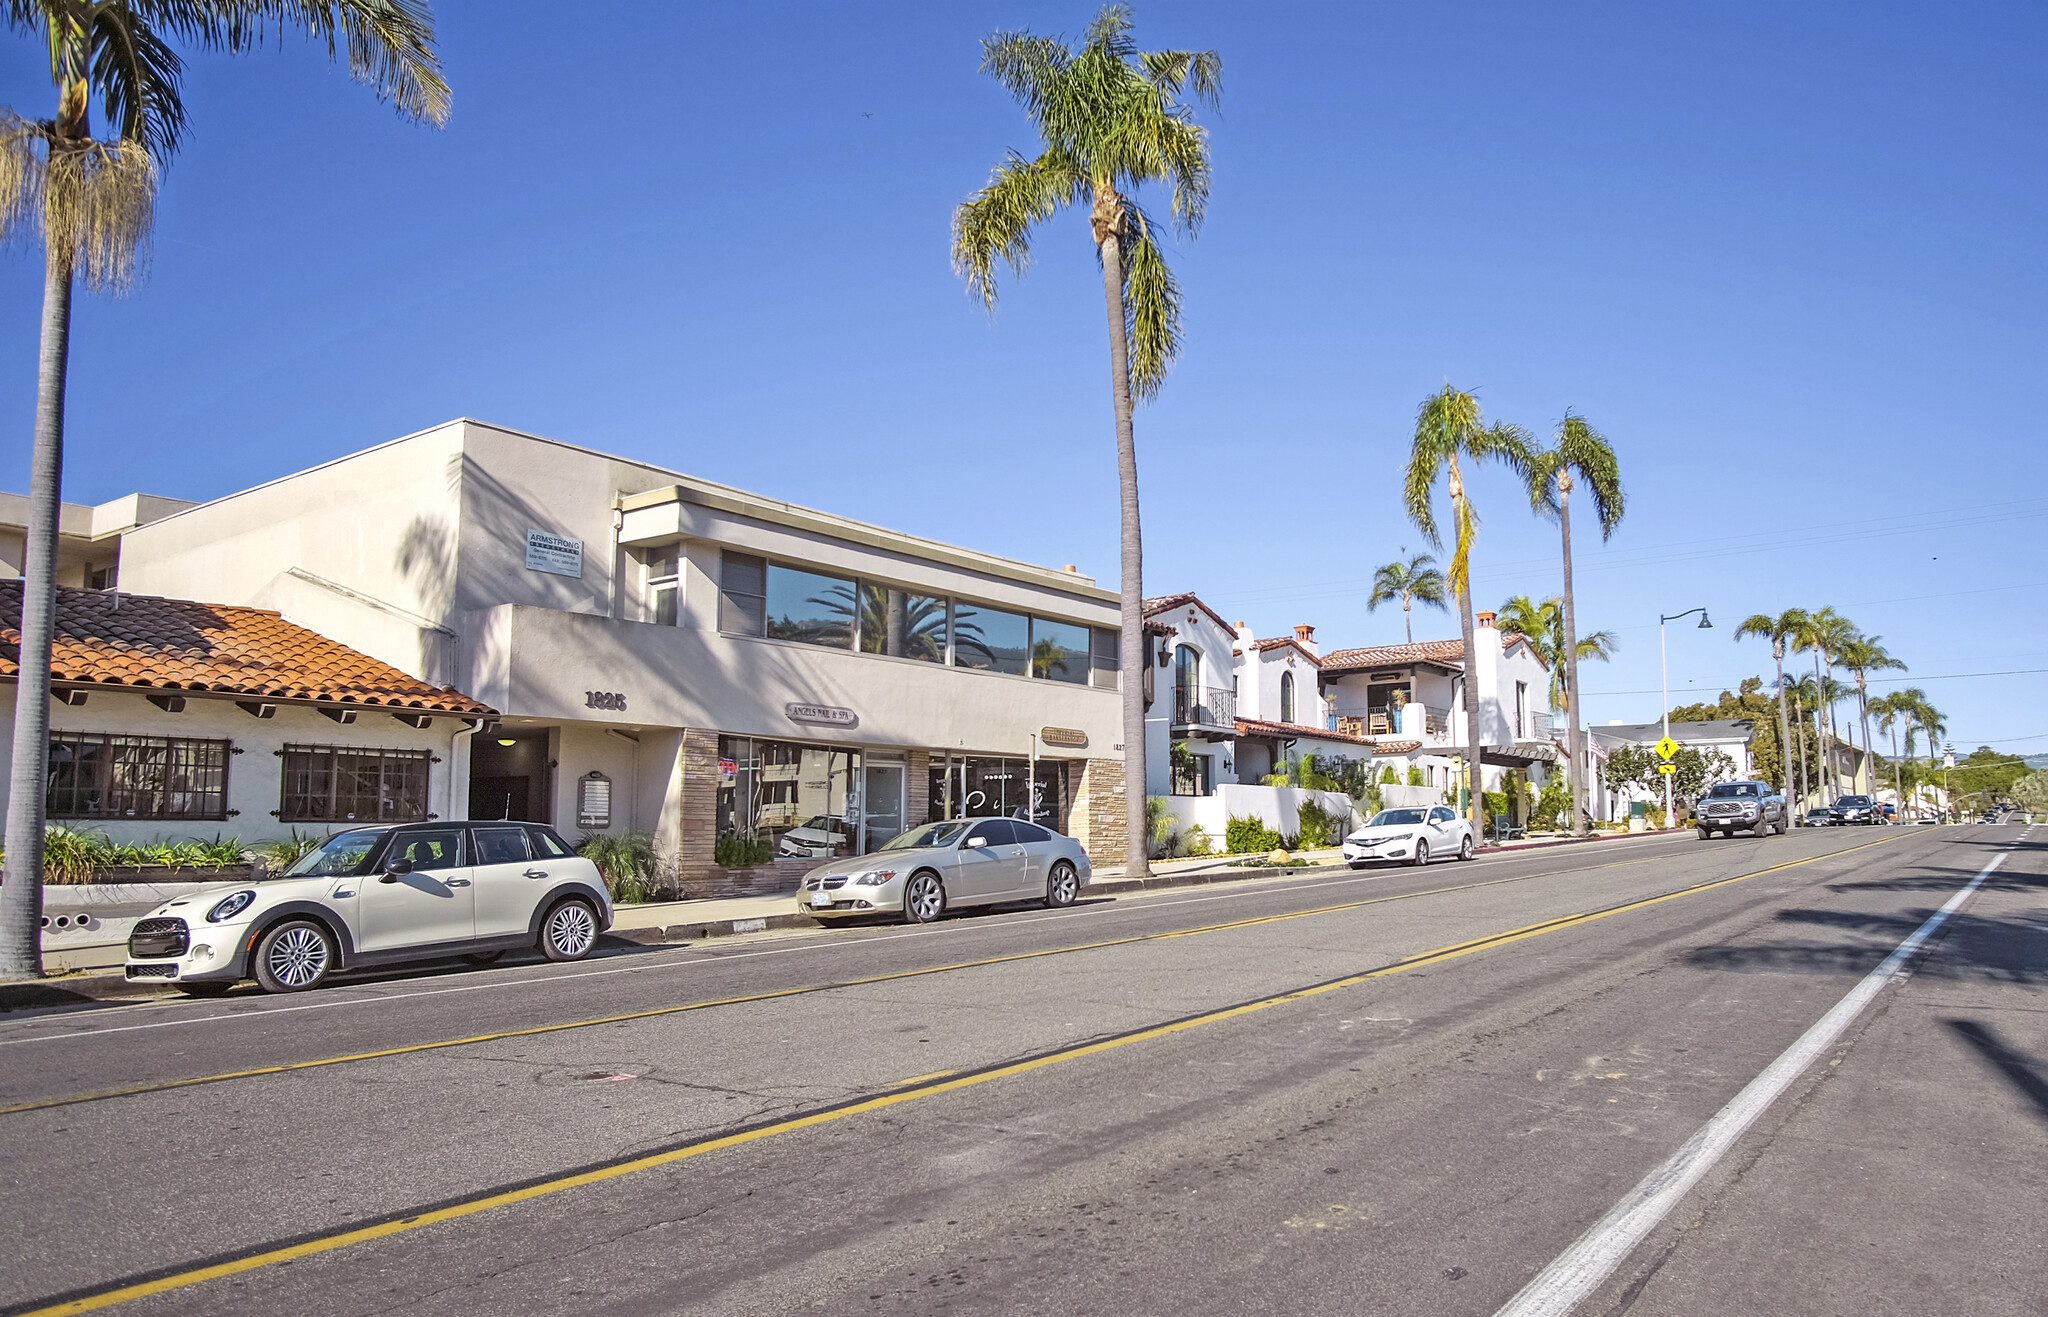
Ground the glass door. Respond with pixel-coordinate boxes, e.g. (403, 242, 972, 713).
(862, 762, 906, 852)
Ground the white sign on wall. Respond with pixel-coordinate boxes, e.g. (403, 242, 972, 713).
(525, 529, 583, 578)
(786, 702, 858, 729)
(578, 772, 612, 830)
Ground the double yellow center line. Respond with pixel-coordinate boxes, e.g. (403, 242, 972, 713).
(10, 832, 1919, 1317)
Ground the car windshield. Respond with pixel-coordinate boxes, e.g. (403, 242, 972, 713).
(1706, 784, 1759, 799)
(1370, 809, 1428, 827)
(798, 817, 835, 831)
(1838, 797, 1870, 807)
(281, 828, 385, 877)
(878, 821, 971, 852)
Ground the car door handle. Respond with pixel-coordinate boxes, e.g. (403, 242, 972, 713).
(524, 869, 549, 879)
(446, 878, 472, 887)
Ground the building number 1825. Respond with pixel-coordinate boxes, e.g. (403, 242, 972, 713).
(584, 691, 627, 711)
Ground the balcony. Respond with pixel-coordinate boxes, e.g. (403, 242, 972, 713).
(1171, 685, 1237, 735)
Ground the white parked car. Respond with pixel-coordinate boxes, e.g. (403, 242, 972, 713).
(1342, 805, 1476, 867)
(798, 817, 1091, 923)
(124, 821, 613, 995)
(776, 814, 857, 859)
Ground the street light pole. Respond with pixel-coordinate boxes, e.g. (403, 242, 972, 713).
(1659, 608, 1713, 824)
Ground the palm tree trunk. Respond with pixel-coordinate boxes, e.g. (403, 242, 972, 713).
(1773, 645, 1792, 810)
(1, 253, 73, 980)
(1558, 486, 1586, 835)
(1403, 597, 1412, 645)
(1450, 497, 1483, 837)
(1097, 225, 1149, 879)
(1855, 676, 1873, 796)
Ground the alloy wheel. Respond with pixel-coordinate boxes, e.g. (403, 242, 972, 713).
(1046, 863, 1079, 908)
(904, 873, 945, 923)
(545, 901, 598, 960)
(1410, 840, 1430, 867)
(264, 925, 329, 989)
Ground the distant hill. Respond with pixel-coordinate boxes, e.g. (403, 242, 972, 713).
(2027, 754, 2048, 770)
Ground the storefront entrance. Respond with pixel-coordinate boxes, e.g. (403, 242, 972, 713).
(862, 760, 906, 851)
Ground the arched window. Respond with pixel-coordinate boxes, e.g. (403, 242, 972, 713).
(1280, 671, 1295, 725)
(1175, 645, 1201, 722)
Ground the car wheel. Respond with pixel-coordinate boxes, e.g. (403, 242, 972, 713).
(1409, 840, 1430, 867)
(252, 919, 335, 993)
(1458, 835, 1474, 861)
(1752, 820, 1771, 838)
(902, 871, 946, 924)
(1698, 827, 1712, 840)
(176, 980, 234, 997)
(540, 899, 600, 962)
(1045, 862, 1080, 909)
(462, 950, 504, 967)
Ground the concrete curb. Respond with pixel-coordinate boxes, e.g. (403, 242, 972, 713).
(600, 911, 821, 946)
(0, 973, 173, 1012)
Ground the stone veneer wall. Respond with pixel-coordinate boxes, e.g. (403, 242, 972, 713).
(1069, 756, 1127, 868)
(905, 749, 930, 829)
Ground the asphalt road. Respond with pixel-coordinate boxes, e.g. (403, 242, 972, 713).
(1, 820, 2041, 1316)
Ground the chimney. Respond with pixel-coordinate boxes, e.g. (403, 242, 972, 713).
(1062, 565, 1078, 574)
(1476, 611, 1496, 629)
(1293, 623, 1318, 657)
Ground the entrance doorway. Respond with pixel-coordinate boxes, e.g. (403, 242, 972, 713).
(862, 761, 906, 852)
(469, 731, 551, 822)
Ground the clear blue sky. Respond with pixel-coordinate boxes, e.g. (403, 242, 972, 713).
(4, 1, 2043, 755)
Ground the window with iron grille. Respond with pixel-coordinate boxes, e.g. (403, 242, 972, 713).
(47, 733, 231, 820)
(279, 745, 433, 823)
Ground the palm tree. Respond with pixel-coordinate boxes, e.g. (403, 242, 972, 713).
(1520, 415, 1623, 836)
(1836, 632, 1904, 796)
(954, 6, 1218, 879)
(1366, 551, 1448, 644)
(1494, 594, 1617, 713)
(0, 3, 447, 982)
(1869, 691, 1912, 815)
(1734, 609, 1808, 805)
(1914, 697, 1948, 815)
(1402, 385, 1531, 835)
(1792, 606, 1856, 798)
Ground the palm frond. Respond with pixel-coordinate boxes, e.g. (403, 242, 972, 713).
(88, 3, 189, 158)
(978, 29, 1070, 129)
(1556, 413, 1625, 538)
(1119, 197, 1181, 399)
(952, 147, 1083, 309)
(1140, 48, 1222, 105)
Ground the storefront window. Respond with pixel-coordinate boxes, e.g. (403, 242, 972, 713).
(952, 604, 1028, 675)
(716, 735, 859, 861)
(856, 583, 948, 662)
(1030, 616, 1091, 684)
(925, 755, 1070, 833)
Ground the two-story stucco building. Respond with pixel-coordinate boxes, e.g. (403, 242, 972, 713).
(112, 419, 1132, 893)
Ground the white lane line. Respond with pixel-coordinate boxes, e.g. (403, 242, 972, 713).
(0, 831, 1781, 1048)
(1493, 847, 2008, 1317)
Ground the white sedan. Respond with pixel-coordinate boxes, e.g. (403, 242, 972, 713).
(1342, 805, 1476, 867)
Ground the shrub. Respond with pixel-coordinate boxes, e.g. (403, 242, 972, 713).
(1295, 799, 1341, 848)
(1378, 765, 1401, 786)
(714, 833, 774, 867)
(1531, 779, 1570, 830)
(1183, 825, 1212, 857)
(1224, 813, 1283, 854)
(579, 831, 661, 902)
(1406, 765, 1425, 787)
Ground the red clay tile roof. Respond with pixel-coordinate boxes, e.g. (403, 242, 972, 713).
(0, 583, 495, 714)
(1142, 592, 1235, 636)
(1250, 636, 1321, 665)
(1233, 718, 1423, 756)
(1320, 639, 1466, 672)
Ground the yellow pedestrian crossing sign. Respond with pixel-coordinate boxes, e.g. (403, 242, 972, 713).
(1655, 736, 1680, 760)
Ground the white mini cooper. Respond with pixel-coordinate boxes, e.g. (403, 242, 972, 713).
(124, 821, 613, 995)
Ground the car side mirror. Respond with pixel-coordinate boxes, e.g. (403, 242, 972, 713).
(380, 859, 412, 883)
(965, 836, 989, 849)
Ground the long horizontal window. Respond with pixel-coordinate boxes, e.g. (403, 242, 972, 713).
(716, 550, 1115, 680)
(280, 745, 433, 824)
(47, 733, 230, 821)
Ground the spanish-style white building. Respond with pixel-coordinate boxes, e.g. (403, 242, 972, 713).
(106, 419, 1133, 894)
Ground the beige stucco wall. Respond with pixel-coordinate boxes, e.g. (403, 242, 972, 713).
(0, 685, 469, 845)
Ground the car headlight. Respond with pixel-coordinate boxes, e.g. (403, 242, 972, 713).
(853, 869, 896, 886)
(207, 890, 256, 923)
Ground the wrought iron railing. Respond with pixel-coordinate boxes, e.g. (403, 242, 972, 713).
(1173, 686, 1237, 728)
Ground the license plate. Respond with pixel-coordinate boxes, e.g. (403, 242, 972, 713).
(810, 892, 835, 908)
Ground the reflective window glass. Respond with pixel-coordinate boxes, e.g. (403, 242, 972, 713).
(1032, 617, 1091, 683)
(857, 583, 948, 662)
(471, 826, 531, 865)
(391, 829, 465, 871)
(952, 603, 1029, 675)
(764, 564, 855, 649)
(718, 552, 766, 637)
(966, 820, 1015, 847)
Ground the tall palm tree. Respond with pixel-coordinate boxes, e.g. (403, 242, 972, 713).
(1734, 609, 1809, 804)
(1366, 551, 1448, 644)
(1494, 594, 1617, 713)
(1403, 385, 1531, 835)
(1914, 697, 1947, 814)
(0, 3, 447, 981)
(954, 5, 1218, 879)
(1521, 414, 1623, 836)
(1869, 691, 1912, 815)
(1836, 631, 1904, 796)
(1792, 606, 1856, 797)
